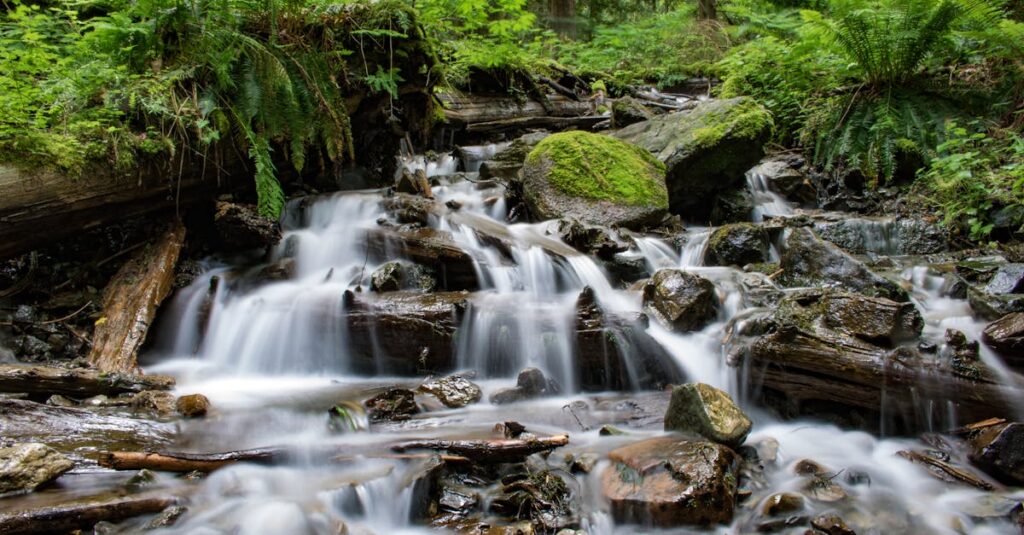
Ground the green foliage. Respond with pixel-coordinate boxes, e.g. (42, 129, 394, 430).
(525, 131, 668, 207)
(919, 123, 1024, 239)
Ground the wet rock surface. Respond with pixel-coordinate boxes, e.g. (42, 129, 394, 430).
(969, 422, 1024, 485)
(176, 393, 210, 418)
(664, 383, 752, 448)
(704, 223, 769, 266)
(779, 227, 905, 301)
(490, 368, 557, 404)
(419, 374, 482, 408)
(0, 443, 74, 495)
(614, 97, 772, 221)
(364, 388, 420, 422)
(370, 261, 438, 293)
(213, 201, 281, 252)
(479, 132, 549, 182)
(642, 269, 719, 332)
(982, 312, 1024, 362)
(602, 436, 739, 526)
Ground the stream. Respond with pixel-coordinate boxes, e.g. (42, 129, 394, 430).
(8, 146, 1022, 534)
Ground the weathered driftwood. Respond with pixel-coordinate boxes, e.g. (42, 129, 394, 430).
(390, 434, 569, 462)
(88, 220, 186, 373)
(0, 399, 177, 452)
(897, 450, 998, 490)
(439, 93, 592, 126)
(0, 495, 178, 535)
(744, 328, 1024, 426)
(98, 448, 282, 472)
(0, 364, 174, 398)
(0, 163, 212, 261)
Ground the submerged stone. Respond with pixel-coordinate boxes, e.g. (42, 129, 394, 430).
(0, 443, 74, 495)
(520, 131, 669, 229)
(602, 437, 739, 526)
(664, 383, 752, 448)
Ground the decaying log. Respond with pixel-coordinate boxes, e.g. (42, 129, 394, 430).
(0, 162, 215, 261)
(538, 76, 580, 101)
(465, 115, 606, 135)
(897, 450, 998, 490)
(744, 328, 1024, 426)
(0, 494, 178, 535)
(0, 364, 174, 398)
(98, 448, 283, 472)
(0, 399, 176, 452)
(391, 434, 569, 462)
(88, 220, 186, 373)
(439, 93, 592, 126)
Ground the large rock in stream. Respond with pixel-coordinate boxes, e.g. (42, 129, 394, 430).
(602, 437, 739, 527)
(664, 383, 752, 448)
(613, 97, 772, 221)
(519, 131, 669, 229)
(362, 227, 479, 291)
(0, 443, 74, 495)
(779, 227, 906, 301)
(730, 289, 1023, 428)
(704, 223, 769, 267)
(642, 269, 719, 332)
(982, 313, 1024, 365)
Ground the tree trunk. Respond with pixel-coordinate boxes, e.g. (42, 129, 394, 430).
(391, 434, 570, 463)
(0, 495, 178, 535)
(697, 0, 716, 20)
(439, 93, 593, 127)
(88, 220, 186, 373)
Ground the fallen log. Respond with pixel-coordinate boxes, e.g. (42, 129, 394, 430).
(465, 115, 606, 135)
(0, 364, 174, 398)
(0, 494, 178, 535)
(897, 450, 998, 491)
(88, 220, 186, 373)
(0, 161, 216, 261)
(391, 434, 569, 462)
(98, 448, 282, 472)
(538, 76, 580, 101)
(0, 399, 176, 452)
(440, 93, 592, 126)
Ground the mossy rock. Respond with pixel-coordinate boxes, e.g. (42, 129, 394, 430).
(520, 131, 669, 229)
(614, 97, 772, 222)
(705, 223, 769, 267)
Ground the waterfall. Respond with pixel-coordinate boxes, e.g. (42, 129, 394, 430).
(746, 166, 794, 222)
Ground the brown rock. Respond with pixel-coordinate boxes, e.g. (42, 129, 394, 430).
(602, 437, 739, 527)
(175, 394, 210, 418)
(982, 313, 1024, 361)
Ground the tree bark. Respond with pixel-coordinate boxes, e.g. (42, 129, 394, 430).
(0, 364, 175, 398)
(0, 495, 178, 535)
(98, 448, 282, 472)
(391, 434, 569, 462)
(439, 93, 593, 127)
(88, 220, 186, 373)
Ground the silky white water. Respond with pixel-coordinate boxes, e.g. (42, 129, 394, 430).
(139, 146, 1023, 534)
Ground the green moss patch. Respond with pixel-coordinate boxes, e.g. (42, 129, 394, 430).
(692, 98, 774, 149)
(525, 131, 668, 208)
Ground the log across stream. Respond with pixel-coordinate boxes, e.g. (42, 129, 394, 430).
(2, 148, 1023, 534)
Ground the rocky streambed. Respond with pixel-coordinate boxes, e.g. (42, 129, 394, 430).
(2, 98, 1024, 534)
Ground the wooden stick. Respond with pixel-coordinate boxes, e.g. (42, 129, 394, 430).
(897, 450, 998, 491)
(0, 495, 178, 535)
(391, 434, 569, 463)
(98, 448, 283, 472)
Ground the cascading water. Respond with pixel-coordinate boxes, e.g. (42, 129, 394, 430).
(129, 144, 1024, 534)
(746, 164, 795, 223)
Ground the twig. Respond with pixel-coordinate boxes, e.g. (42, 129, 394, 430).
(39, 301, 93, 325)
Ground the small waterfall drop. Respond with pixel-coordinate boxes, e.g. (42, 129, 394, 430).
(746, 165, 794, 222)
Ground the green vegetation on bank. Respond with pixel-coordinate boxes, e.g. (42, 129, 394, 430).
(1, 0, 1021, 238)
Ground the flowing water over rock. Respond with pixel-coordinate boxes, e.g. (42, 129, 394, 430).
(10, 146, 1022, 534)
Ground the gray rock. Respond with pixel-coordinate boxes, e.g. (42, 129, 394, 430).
(986, 264, 1024, 295)
(418, 373, 482, 408)
(664, 383, 752, 448)
(642, 269, 719, 332)
(614, 97, 772, 222)
(479, 132, 550, 182)
(370, 261, 438, 293)
(819, 291, 923, 346)
(490, 367, 555, 404)
(704, 223, 769, 266)
(611, 96, 654, 128)
(754, 154, 815, 205)
(779, 227, 906, 301)
(0, 443, 74, 495)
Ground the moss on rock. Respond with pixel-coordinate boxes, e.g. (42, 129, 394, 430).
(519, 131, 669, 228)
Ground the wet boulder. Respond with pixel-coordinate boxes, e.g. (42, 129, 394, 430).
(602, 437, 739, 526)
(555, 219, 626, 260)
(982, 313, 1024, 363)
(664, 383, 752, 448)
(364, 388, 420, 422)
(214, 201, 282, 252)
(362, 227, 479, 291)
(176, 393, 210, 418)
(418, 373, 482, 408)
(704, 223, 769, 267)
(819, 291, 923, 347)
(969, 422, 1024, 485)
(642, 269, 719, 332)
(709, 188, 754, 224)
(131, 390, 177, 416)
(611, 96, 654, 128)
(753, 154, 816, 206)
(813, 216, 948, 255)
(613, 97, 772, 222)
(479, 132, 550, 182)
(490, 368, 556, 404)
(370, 261, 438, 293)
(986, 264, 1024, 294)
(519, 131, 669, 229)
(779, 227, 906, 301)
(0, 443, 74, 495)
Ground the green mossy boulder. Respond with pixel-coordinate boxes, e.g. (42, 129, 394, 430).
(664, 383, 752, 448)
(705, 223, 770, 267)
(614, 97, 772, 222)
(519, 131, 669, 229)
